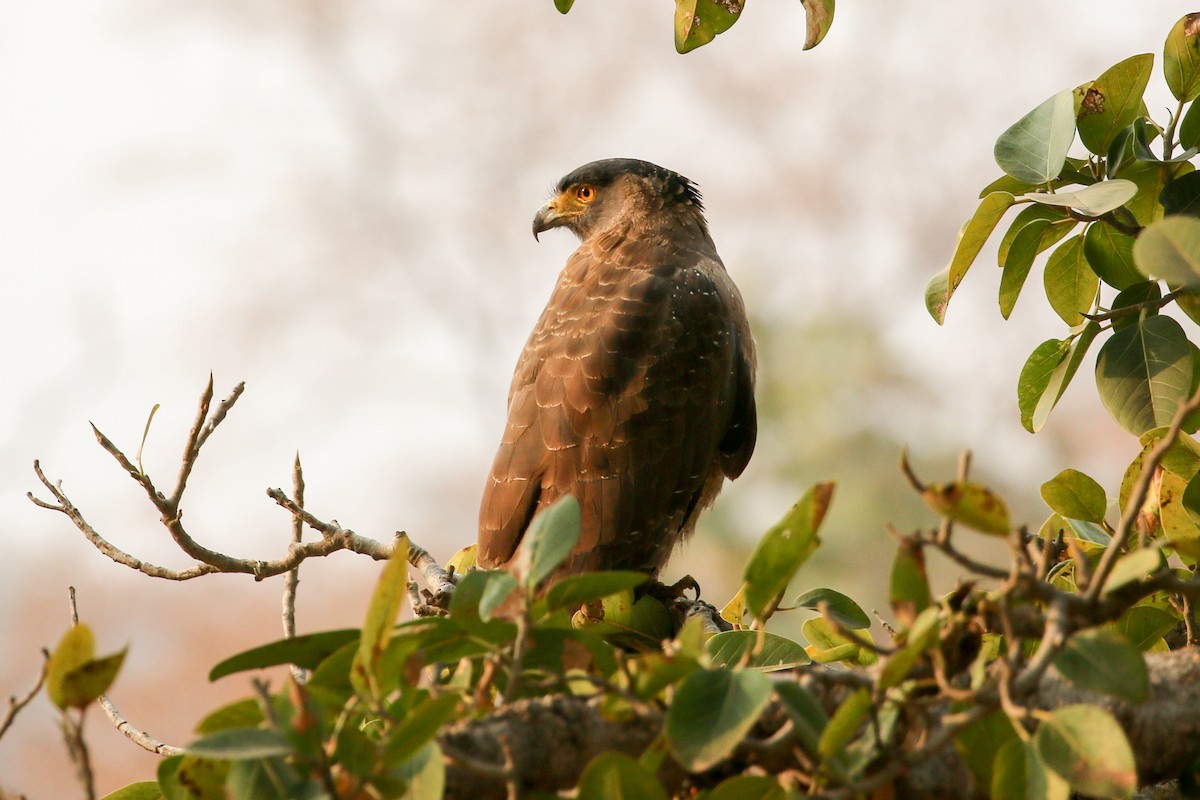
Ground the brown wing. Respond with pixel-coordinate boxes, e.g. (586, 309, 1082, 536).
(477, 238, 755, 578)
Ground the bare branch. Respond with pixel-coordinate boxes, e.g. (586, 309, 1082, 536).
(68, 588, 184, 758)
(0, 649, 49, 742)
(29, 461, 218, 581)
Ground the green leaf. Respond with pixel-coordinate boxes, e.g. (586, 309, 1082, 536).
(937, 191, 1018, 318)
(449, 569, 516, 620)
(666, 668, 773, 771)
(1116, 604, 1180, 650)
(158, 754, 226, 800)
(1110, 282, 1162, 331)
(1166, 470, 1200, 562)
(1040, 469, 1107, 522)
(209, 629, 360, 681)
(800, 0, 835, 50)
(1182, 97, 1200, 150)
(544, 571, 648, 611)
(889, 539, 930, 627)
(1018, 339, 1071, 433)
(742, 483, 834, 619)
(794, 587, 870, 629)
(46, 624, 127, 711)
(1077, 54, 1154, 155)
(187, 728, 293, 760)
(99, 783, 164, 800)
(1132, 117, 1200, 163)
(1161, 171, 1200, 217)
(1083, 222, 1143, 290)
(1103, 547, 1165, 594)
(553, 0, 575, 12)
(577, 752, 668, 800)
(47, 624, 95, 709)
(1043, 236, 1098, 326)
(1021, 180, 1137, 216)
(1166, 14, 1200, 102)
(995, 90, 1076, 183)
(1133, 216, 1200, 288)
(524, 495, 582, 589)
(954, 711, 1020, 794)
(802, 617, 875, 666)
(922, 481, 1011, 535)
(708, 775, 789, 800)
(194, 698, 264, 736)
(1000, 218, 1052, 318)
(1035, 704, 1137, 799)
(992, 738, 1071, 800)
(674, 0, 744, 54)
(353, 537, 409, 698)
(1053, 629, 1148, 703)
(925, 267, 951, 325)
(706, 630, 811, 671)
(877, 608, 939, 689)
(997, 205, 1074, 266)
(395, 741, 445, 800)
(1095, 314, 1193, 435)
(1118, 159, 1172, 225)
(817, 688, 871, 760)
(774, 682, 827, 754)
(478, 571, 519, 620)
(382, 694, 463, 766)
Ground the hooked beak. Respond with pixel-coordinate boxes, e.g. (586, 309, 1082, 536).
(532, 199, 568, 241)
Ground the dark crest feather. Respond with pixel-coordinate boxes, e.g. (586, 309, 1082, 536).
(554, 158, 704, 211)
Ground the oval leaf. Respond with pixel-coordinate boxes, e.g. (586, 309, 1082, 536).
(742, 482, 834, 619)
(209, 629, 359, 681)
(1052, 628, 1148, 703)
(187, 728, 293, 760)
(1133, 215, 1200, 289)
(523, 495, 583, 589)
(1000, 218, 1053, 318)
(1166, 14, 1200, 103)
(577, 752, 668, 800)
(1035, 704, 1137, 799)
(1095, 314, 1193, 435)
(1083, 222, 1143, 290)
(665, 668, 773, 771)
(1077, 54, 1154, 155)
(1040, 469, 1107, 522)
(674, 0, 744, 54)
(995, 90, 1076, 184)
(794, 587, 870, 629)
(1043, 236, 1098, 326)
(1021, 180, 1137, 216)
(706, 630, 811, 671)
(922, 481, 1011, 536)
(47, 624, 96, 710)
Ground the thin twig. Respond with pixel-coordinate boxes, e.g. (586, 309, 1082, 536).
(67, 588, 184, 757)
(0, 649, 49, 741)
(96, 695, 184, 757)
(284, 453, 307, 682)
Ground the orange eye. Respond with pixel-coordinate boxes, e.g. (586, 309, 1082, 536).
(576, 185, 596, 202)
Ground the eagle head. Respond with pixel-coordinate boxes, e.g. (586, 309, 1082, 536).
(532, 158, 705, 241)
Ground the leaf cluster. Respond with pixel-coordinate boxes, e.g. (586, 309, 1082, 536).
(927, 16, 1200, 439)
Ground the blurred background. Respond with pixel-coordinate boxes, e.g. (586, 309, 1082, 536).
(3, 1, 1197, 794)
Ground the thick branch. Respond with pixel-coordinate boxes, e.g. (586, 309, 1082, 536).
(438, 650, 1200, 799)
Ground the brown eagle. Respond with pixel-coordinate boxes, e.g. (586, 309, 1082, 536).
(477, 158, 756, 580)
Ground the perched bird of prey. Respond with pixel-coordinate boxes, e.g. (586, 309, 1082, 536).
(478, 158, 756, 581)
